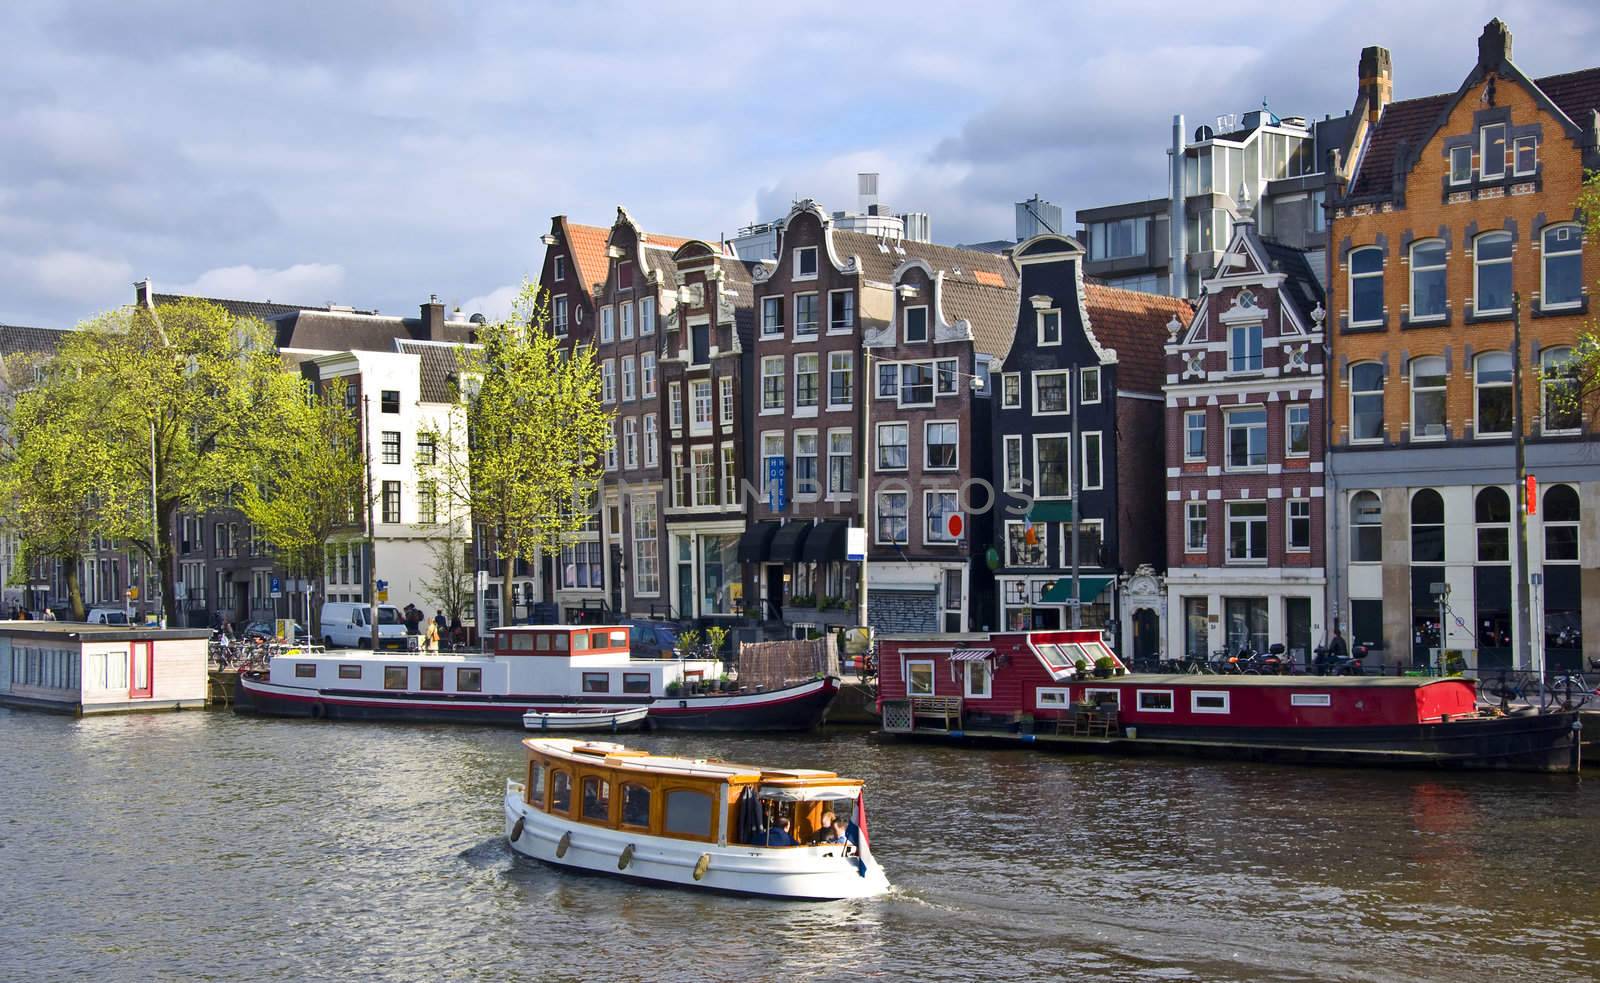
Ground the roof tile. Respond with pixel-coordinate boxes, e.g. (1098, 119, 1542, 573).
(1083, 283, 1193, 395)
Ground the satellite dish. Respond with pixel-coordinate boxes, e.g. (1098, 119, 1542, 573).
(1195, 124, 1215, 142)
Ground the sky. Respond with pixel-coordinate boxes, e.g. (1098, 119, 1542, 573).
(4, 0, 1599, 328)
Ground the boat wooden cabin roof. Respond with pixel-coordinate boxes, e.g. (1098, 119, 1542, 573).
(524, 738, 863, 793)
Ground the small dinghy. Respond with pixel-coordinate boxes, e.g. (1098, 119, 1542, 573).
(522, 705, 650, 733)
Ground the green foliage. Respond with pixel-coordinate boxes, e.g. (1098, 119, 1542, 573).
(704, 624, 729, 658)
(1558, 169, 1600, 419)
(676, 628, 703, 655)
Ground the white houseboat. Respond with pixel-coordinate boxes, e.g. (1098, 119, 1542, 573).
(504, 738, 890, 901)
(0, 623, 211, 715)
(235, 624, 838, 732)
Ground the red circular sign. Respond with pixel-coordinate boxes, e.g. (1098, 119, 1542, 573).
(946, 512, 964, 538)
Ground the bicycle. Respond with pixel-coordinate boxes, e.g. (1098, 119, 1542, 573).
(1479, 670, 1538, 706)
(1529, 671, 1596, 710)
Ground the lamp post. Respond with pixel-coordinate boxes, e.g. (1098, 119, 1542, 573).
(1511, 292, 1532, 673)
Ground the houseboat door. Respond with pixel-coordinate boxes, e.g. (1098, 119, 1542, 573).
(129, 641, 153, 699)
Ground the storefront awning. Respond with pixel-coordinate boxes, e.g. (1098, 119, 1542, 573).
(769, 520, 813, 564)
(1027, 501, 1075, 523)
(951, 648, 995, 662)
(737, 521, 780, 562)
(802, 520, 850, 562)
(1039, 575, 1112, 604)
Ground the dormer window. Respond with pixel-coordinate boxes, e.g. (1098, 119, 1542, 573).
(904, 306, 928, 343)
(1513, 135, 1537, 176)
(1449, 146, 1472, 185)
(794, 246, 818, 279)
(617, 261, 634, 291)
(1480, 124, 1506, 180)
(1038, 310, 1062, 346)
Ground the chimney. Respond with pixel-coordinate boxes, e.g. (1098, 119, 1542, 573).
(1478, 18, 1512, 71)
(1583, 110, 1600, 171)
(420, 295, 444, 340)
(134, 278, 154, 308)
(1358, 45, 1393, 130)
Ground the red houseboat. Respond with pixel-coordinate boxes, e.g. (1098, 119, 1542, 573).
(876, 630, 1580, 774)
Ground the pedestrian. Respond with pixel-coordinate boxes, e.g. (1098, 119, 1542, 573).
(40, 608, 53, 622)
(434, 609, 447, 636)
(424, 618, 440, 654)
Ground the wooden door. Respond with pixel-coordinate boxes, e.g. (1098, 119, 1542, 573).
(129, 641, 153, 699)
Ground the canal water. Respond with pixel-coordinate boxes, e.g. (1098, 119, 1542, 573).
(1, 708, 1596, 982)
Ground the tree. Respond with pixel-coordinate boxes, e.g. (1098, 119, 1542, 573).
(1552, 170, 1600, 419)
(419, 522, 474, 631)
(423, 283, 612, 626)
(236, 377, 364, 638)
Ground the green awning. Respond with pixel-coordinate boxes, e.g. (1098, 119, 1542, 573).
(1027, 501, 1074, 522)
(1039, 575, 1112, 604)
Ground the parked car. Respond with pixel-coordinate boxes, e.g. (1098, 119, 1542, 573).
(84, 608, 130, 626)
(242, 620, 311, 643)
(319, 602, 414, 650)
(623, 620, 681, 659)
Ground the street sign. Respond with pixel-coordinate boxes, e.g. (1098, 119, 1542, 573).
(1526, 473, 1538, 515)
(1531, 572, 1543, 586)
(270, 576, 283, 599)
(767, 457, 787, 513)
(377, 590, 389, 603)
(846, 527, 866, 562)
(946, 512, 964, 539)
(376, 579, 388, 591)
(126, 586, 139, 600)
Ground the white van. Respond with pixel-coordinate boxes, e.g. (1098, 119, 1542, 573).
(85, 608, 131, 626)
(319, 602, 414, 650)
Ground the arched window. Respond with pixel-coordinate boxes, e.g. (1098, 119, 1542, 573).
(1350, 491, 1382, 563)
(1410, 355, 1447, 440)
(1349, 247, 1385, 326)
(1349, 362, 1385, 443)
(1474, 352, 1513, 436)
(1540, 346, 1580, 434)
(581, 775, 611, 822)
(1544, 484, 1579, 562)
(1541, 223, 1583, 310)
(1473, 231, 1513, 316)
(1409, 239, 1447, 320)
(1475, 486, 1510, 562)
(1411, 488, 1445, 562)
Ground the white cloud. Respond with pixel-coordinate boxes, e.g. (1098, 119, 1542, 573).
(19, 249, 133, 300)
(460, 283, 521, 323)
(168, 263, 345, 305)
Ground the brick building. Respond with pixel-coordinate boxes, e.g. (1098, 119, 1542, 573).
(1326, 20, 1600, 671)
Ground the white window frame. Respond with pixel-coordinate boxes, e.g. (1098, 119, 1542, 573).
(1224, 406, 1267, 471)
(1348, 247, 1384, 327)
(553, 294, 569, 335)
(1185, 501, 1207, 553)
(1285, 403, 1311, 457)
(828, 288, 855, 334)
(690, 446, 717, 508)
(630, 495, 659, 596)
(1183, 410, 1206, 462)
(923, 420, 958, 472)
(690, 380, 713, 436)
(601, 359, 616, 404)
(1003, 520, 1046, 568)
(668, 382, 683, 431)
(935, 358, 959, 396)
(1080, 431, 1103, 491)
(1474, 351, 1513, 438)
(1408, 238, 1448, 323)
(1079, 366, 1101, 404)
(1348, 362, 1386, 444)
(1032, 433, 1072, 500)
(640, 352, 656, 397)
(1136, 689, 1175, 713)
(1036, 687, 1072, 708)
(907, 659, 935, 696)
(1291, 693, 1331, 708)
(1473, 230, 1513, 316)
(639, 296, 656, 337)
(1032, 370, 1071, 416)
(600, 305, 615, 344)
(876, 490, 909, 545)
(897, 362, 934, 408)
(903, 305, 929, 344)
(1001, 372, 1021, 409)
(761, 295, 783, 337)
(719, 376, 735, 427)
(1059, 518, 1103, 569)
(876, 422, 909, 472)
(553, 254, 566, 282)
(760, 355, 785, 414)
(1226, 500, 1268, 564)
(826, 429, 854, 500)
(622, 417, 639, 469)
(828, 351, 854, 410)
(793, 246, 818, 281)
(1037, 308, 1062, 347)
(643, 414, 658, 467)
(1227, 324, 1263, 374)
(1409, 356, 1447, 441)
(963, 660, 991, 699)
(604, 421, 617, 471)
(1003, 435, 1024, 493)
(1540, 223, 1584, 312)
(759, 431, 784, 500)
(1287, 498, 1311, 553)
(1448, 144, 1473, 186)
(793, 291, 819, 339)
(924, 490, 960, 545)
(1540, 346, 1581, 436)
(1190, 690, 1231, 714)
(721, 443, 737, 506)
(619, 300, 634, 340)
(1512, 134, 1537, 176)
(793, 352, 819, 413)
(620, 355, 636, 402)
(1479, 122, 1506, 180)
(792, 429, 819, 501)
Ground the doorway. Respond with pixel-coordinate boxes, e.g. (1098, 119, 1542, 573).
(1285, 597, 1312, 667)
(1132, 608, 1159, 664)
(765, 565, 785, 622)
(129, 641, 153, 699)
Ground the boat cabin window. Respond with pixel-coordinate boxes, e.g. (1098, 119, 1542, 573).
(663, 788, 714, 840)
(1137, 690, 1174, 712)
(1084, 688, 1120, 708)
(384, 666, 408, 690)
(550, 770, 572, 814)
(1036, 687, 1071, 707)
(623, 672, 651, 694)
(907, 660, 934, 696)
(510, 633, 534, 652)
(582, 672, 610, 693)
(620, 783, 651, 827)
(527, 763, 545, 809)
(338, 664, 362, 680)
(420, 667, 444, 691)
(1291, 693, 1331, 707)
(553, 633, 568, 651)
(294, 663, 316, 678)
(456, 667, 482, 692)
(581, 776, 611, 823)
(535, 633, 551, 651)
(1191, 690, 1230, 714)
(1034, 643, 1070, 668)
(572, 632, 589, 652)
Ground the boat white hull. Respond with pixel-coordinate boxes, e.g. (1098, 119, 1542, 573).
(503, 782, 889, 901)
(522, 706, 650, 732)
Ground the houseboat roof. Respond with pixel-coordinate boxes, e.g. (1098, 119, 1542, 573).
(1093, 674, 1467, 689)
(496, 624, 629, 633)
(0, 622, 211, 642)
(525, 738, 863, 794)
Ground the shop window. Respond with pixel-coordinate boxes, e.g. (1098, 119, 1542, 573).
(1475, 487, 1510, 562)
(1411, 489, 1445, 563)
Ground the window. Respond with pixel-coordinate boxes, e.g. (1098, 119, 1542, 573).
(925, 422, 958, 470)
(926, 491, 959, 543)
(1544, 484, 1580, 562)
(1350, 491, 1382, 563)
(1081, 432, 1102, 490)
(553, 294, 568, 334)
(1183, 411, 1206, 461)
(827, 431, 854, 497)
(417, 480, 437, 524)
(560, 541, 604, 589)
(794, 293, 819, 337)
(899, 363, 933, 406)
(420, 666, 444, 691)
(581, 776, 611, 822)
(601, 359, 616, 404)
(691, 381, 713, 432)
(1003, 435, 1023, 493)
(417, 433, 436, 466)
(1228, 325, 1262, 372)
(1476, 486, 1510, 562)
(761, 296, 783, 337)
(294, 663, 316, 678)
(828, 351, 853, 408)
(760, 433, 784, 499)
(621, 418, 638, 470)
(1088, 217, 1147, 260)
(793, 431, 818, 499)
(617, 261, 634, 291)
(338, 664, 362, 680)
(669, 448, 684, 507)
(622, 673, 651, 696)
(1225, 408, 1266, 469)
(643, 414, 658, 466)
(1034, 371, 1069, 414)
(904, 306, 929, 343)
(384, 666, 408, 690)
(668, 383, 682, 429)
(381, 481, 401, 523)
(1348, 247, 1384, 326)
(1513, 134, 1537, 176)
(1449, 144, 1473, 185)
(664, 789, 714, 839)
(907, 660, 935, 696)
(1409, 239, 1447, 320)
(621, 356, 636, 402)
(640, 296, 655, 336)
(553, 254, 566, 282)
(877, 491, 909, 544)
(600, 306, 615, 343)
(1541, 347, 1580, 433)
(761, 356, 785, 412)
(1411, 488, 1445, 562)
(381, 431, 400, 464)
(1279, 403, 1310, 457)
(380, 390, 400, 414)
(964, 660, 991, 699)
(794, 246, 817, 279)
(1035, 436, 1070, 498)
(582, 671, 610, 693)
(794, 354, 819, 410)
(1005, 521, 1046, 567)
(550, 771, 572, 814)
(877, 362, 900, 399)
(1227, 502, 1267, 562)
(1480, 123, 1506, 180)
(1407, 356, 1447, 440)
(1079, 366, 1101, 404)
(1001, 373, 1021, 409)
(1288, 499, 1311, 552)
(604, 421, 617, 471)
(1137, 690, 1174, 712)
(1038, 310, 1061, 346)
(830, 290, 854, 332)
(877, 422, 908, 471)
(1349, 362, 1385, 443)
(936, 359, 958, 396)
(1475, 352, 1513, 437)
(457, 667, 482, 693)
(1191, 690, 1230, 714)
(1291, 693, 1331, 708)
(1542, 224, 1583, 310)
(1474, 231, 1513, 316)
(1185, 501, 1207, 552)
(691, 447, 717, 507)
(620, 783, 651, 826)
(719, 376, 734, 427)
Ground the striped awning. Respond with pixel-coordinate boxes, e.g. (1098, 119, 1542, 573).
(951, 648, 995, 662)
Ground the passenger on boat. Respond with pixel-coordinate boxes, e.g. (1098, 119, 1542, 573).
(764, 818, 798, 847)
(810, 810, 837, 845)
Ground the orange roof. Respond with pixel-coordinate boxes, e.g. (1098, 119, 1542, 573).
(972, 269, 1007, 288)
(1083, 283, 1193, 395)
(562, 221, 613, 297)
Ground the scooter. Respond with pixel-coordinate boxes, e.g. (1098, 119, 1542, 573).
(1312, 642, 1366, 676)
(1258, 642, 1291, 675)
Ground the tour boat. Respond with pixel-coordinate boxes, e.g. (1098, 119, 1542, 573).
(503, 738, 890, 900)
(875, 630, 1582, 773)
(234, 624, 838, 732)
(523, 706, 650, 733)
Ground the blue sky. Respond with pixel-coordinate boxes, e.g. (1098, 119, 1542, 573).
(3, 0, 1597, 327)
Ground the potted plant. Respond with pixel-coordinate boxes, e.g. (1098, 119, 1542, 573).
(718, 673, 732, 693)
(676, 628, 703, 660)
(704, 624, 729, 663)
(665, 680, 681, 697)
(1073, 658, 1089, 678)
(1093, 655, 1115, 679)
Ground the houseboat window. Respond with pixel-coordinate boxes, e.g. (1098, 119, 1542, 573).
(553, 633, 568, 651)
(620, 783, 651, 827)
(571, 632, 590, 652)
(907, 660, 935, 696)
(1036, 688, 1071, 707)
(1034, 644, 1069, 668)
(1137, 690, 1174, 712)
(1191, 691, 1230, 714)
(1291, 693, 1331, 708)
(1084, 688, 1120, 708)
(582, 672, 611, 693)
(535, 633, 551, 651)
(664, 789, 714, 839)
(294, 663, 317, 678)
(550, 770, 572, 813)
(964, 661, 991, 699)
(420, 667, 444, 691)
(510, 633, 534, 652)
(528, 763, 546, 809)
(581, 776, 612, 822)
(384, 666, 408, 690)
(623, 672, 651, 694)
(591, 632, 610, 650)
(456, 667, 482, 692)
(608, 630, 628, 648)
(338, 664, 362, 680)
